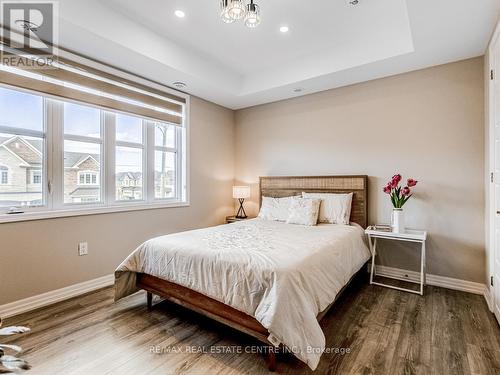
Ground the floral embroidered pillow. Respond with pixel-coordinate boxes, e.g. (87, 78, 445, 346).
(286, 198, 321, 226)
(258, 196, 295, 222)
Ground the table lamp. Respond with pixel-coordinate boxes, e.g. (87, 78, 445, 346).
(233, 186, 250, 218)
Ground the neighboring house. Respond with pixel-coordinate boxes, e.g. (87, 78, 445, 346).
(154, 170, 175, 199)
(113, 171, 175, 200)
(0, 135, 174, 206)
(0, 135, 101, 205)
(116, 172, 143, 200)
(0, 135, 43, 206)
(63, 152, 101, 204)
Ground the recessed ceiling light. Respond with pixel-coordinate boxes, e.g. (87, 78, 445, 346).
(280, 26, 289, 33)
(174, 10, 185, 18)
(173, 81, 187, 89)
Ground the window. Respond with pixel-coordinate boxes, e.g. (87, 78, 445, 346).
(78, 171, 98, 185)
(31, 170, 42, 184)
(115, 114, 144, 201)
(64, 103, 102, 204)
(154, 123, 178, 199)
(0, 166, 8, 185)
(0, 87, 45, 207)
(0, 76, 188, 220)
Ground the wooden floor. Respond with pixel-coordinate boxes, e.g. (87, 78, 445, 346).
(4, 275, 500, 375)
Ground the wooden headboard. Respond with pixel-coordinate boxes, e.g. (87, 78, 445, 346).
(259, 175, 368, 228)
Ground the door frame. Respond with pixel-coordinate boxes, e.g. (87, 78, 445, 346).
(487, 20, 500, 313)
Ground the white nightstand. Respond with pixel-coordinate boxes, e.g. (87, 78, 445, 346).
(365, 225, 428, 295)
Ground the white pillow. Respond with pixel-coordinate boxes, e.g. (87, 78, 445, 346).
(258, 196, 295, 221)
(301, 192, 353, 225)
(286, 198, 321, 226)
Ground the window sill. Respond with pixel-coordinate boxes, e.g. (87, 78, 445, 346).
(0, 200, 190, 224)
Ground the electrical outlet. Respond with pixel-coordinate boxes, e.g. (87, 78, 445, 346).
(78, 242, 88, 256)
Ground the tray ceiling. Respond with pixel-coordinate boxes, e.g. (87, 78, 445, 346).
(57, 0, 500, 109)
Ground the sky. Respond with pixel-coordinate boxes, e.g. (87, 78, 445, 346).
(64, 102, 101, 138)
(116, 113, 142, 143)
(0, 87, 43, 131)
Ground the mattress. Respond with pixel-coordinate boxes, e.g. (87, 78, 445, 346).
(115, 218, 370, 370)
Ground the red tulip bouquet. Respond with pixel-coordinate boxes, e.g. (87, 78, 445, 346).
(383, 174, 418, 208)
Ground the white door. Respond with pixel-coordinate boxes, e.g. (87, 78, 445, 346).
(493, 30, 500, 325)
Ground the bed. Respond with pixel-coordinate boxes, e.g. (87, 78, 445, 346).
(115, 175, 370, 371)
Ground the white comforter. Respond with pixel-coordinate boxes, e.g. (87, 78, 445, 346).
(115, 218, 370, 370)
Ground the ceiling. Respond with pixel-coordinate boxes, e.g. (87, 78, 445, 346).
(58, 0, 500, 109)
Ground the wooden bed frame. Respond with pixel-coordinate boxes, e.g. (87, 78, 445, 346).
(136, 175, 368, 371)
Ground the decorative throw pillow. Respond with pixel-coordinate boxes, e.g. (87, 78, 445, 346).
(286, 197, 321, 226)
(301, 192, 353, 225)
(258, 196, 295, 221)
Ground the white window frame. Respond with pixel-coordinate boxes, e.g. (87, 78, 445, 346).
(0, 165, 9, 185)
(0, 90, 48, 212)
(61, 104, 104, 207)
(30, 169, 42, 185)
(113, 115, 146, 203)
(0, 83, 190, 223)
(77, 170, 99, 186)
(151, 122, 182, 202)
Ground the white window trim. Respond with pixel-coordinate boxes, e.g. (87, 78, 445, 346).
(62, 108, 104, 207)
(0, 164, 9, 185)
(0, 82, 190, 223)
(114, 117, 145, 203)
(0, 200, 190, 223)
(30, 169, 42, 185)
(77, 170, 99, 186)
(152, 121, 182, 201)
(0, 98, 47, 212)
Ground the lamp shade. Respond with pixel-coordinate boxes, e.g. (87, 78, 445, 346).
(233, 186, 250, 199)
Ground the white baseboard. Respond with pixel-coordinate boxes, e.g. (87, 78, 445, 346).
(0, 274, 114, 319)
(483, 287, 493, 312)
(373, 265, 487, 295)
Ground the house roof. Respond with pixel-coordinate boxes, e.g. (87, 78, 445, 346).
(26, 139, 42, 153)
(116, 172, 142, 181)
(0, 136, 42, 165)
(65, 154, 100, 168)
(0, 136, 42, 152)
(0, 135, 100, 168)
(69, 187, 100, 197)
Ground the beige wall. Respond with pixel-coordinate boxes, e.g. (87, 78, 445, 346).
(235, 57, 485, 283)
(0, 96, 235, 305)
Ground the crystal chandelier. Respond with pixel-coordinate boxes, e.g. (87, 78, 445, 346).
(220, 0, 261, 28)
(220, 0, 235, 23)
